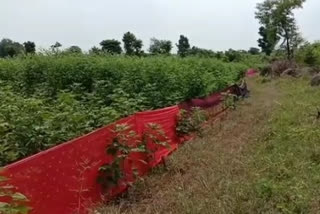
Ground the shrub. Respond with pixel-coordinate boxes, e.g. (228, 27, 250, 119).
(98, 123, 169, 189)
(176, 107, 208, 136)
(0, 55, 249, 166)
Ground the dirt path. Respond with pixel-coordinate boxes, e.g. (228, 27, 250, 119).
(95, 77, 283, 214)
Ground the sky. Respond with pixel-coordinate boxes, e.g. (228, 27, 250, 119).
(0, 0, 319, 52)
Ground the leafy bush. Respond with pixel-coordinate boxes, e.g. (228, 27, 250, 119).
(222, 91, 238, 109)
(176, 107, 208, 136)
(295, 41, 320, 66)
(98, 123, 169, 189)
(0, 55, 249, 166)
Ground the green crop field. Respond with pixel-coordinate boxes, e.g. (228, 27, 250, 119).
(0, 55, 251, 166)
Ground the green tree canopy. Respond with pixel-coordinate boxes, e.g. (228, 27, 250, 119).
(100, 39, 122, 54)
(176, 35, 190, 57)
(50, 42, 62, 54)
(148, 38, 172, 55)
(66, 46, 82, 54)
(23, 41, 36, 54)
(51, 42, 62, 49)
(255, 0, 280, 55)
(89, 46, 101, 55)
(189, 46, 215, 57)
(274, 0, 305, 59)
(224, 49, 242, 62)
(0, 38, 24, 58)
(248, 47, 260, 55)
(122, 32, 143, 56)
(255, 0, 306, 59)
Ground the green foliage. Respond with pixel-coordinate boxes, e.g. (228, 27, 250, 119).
(248, 47, 260, 55)
(0, 170, 30, 214)
(222, 91, 238, 109)
(89, 46, 101, 55)
(50, 42, 62, 55)
(122, 32, 143, 56)
(142, 123, 170, 159)
(0, 39, 24, 58)
(65, 46, 82, 54)
(176, 107, 208, 136)
(51, 42, 62, 49)
(255, 0, 280, 56)
(176, 35, 190, 57)
(188, 46, 215, 58)
(100, 40, 122, 55)
(23, 41, 36, 55)
(148, 38, 172, 55)
(0, 55, 247, 166)
(295, 41, 320, 66)
(257, 26, 277, 56)
(250, 79, 320, 213)
(98, 123, 169, 189)
(255, 0, 306, 59)
(98, 124, 138, 189)
(224, 49, 243, 62)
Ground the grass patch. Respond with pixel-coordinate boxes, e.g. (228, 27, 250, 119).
(247, 78, 320, 213)
(94, 78, 320, 214)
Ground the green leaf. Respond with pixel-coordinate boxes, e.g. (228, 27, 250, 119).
(12, 192, 28, 201)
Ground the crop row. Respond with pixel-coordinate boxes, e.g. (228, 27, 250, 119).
(0, 55, 249, 166)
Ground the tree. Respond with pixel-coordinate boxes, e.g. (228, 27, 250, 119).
(300, 42, 320, 66)
(274, 0, 306, 59)
(224, 49, 242, 62)
(133, 39, 143, 56)
(215, 51, 225, 60)
(100, 39, 122, 54)
(51, 42, 62, 49)
(89, 46, 101, 55)
(23, 41, 36, 54)
(176, 35, 190, 57)
(255, 0, 279, 55)
(51, 42, 62, 54)
(304, 46, 317, 66)
(257, 26, 277, 56)
(255, 0, 306, 59)
(148, 38, 172, 55)
(0, 38, 24, 58)
(188, 46, 215, 57)
(248, 47, 260, 55)
(66, 46, 82, 54)
(122, 32, 143, 56)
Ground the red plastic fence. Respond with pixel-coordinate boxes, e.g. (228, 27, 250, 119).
(246, 68, 258, 77)
(2, 85, 237, 214)
(179, 85, 236, 111)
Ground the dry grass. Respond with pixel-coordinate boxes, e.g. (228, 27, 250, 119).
(93, 77, 320, 214)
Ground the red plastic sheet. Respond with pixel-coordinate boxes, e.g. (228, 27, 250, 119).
(179, 85, 236, 111)
(3, 106, 180, 214)
(2, 84, 237, 214)
(246, 68, 257, 77)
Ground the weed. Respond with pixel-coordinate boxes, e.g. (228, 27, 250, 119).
(0, 169, 30, 214)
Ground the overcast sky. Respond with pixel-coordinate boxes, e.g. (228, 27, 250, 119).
(0, 0, 319, 52)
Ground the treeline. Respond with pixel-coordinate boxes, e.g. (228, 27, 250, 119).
(0, 32, 262, 61)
